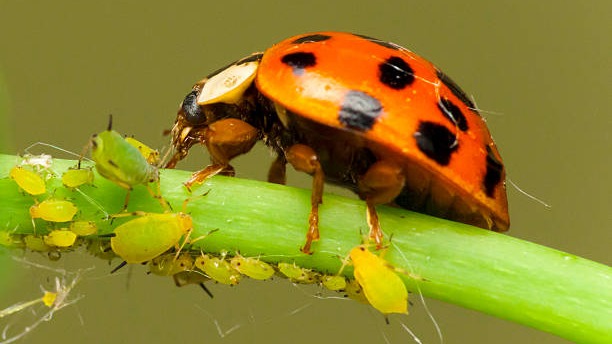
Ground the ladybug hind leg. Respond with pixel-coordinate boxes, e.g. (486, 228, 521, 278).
(285, 144, 324, 254)
(358, 160, 405, 249)
(184, 118, 258, 190)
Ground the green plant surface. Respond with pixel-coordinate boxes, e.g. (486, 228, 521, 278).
(0, 153, 610, 343)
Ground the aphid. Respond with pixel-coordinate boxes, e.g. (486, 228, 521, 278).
(61, 167, 94, 188)
(125, 136, 161, 165)
(0, 228, 23, 248)
(29, 199, 78, 222)
(89, 115, 162, 210)
(344, 279, 369, 305)
(149, 253, 194, 276)
(321, 275, 347, 291)
(43, 229, 78, 248)
(194, 254, 241, 285)
(172, 271, 214, 298)
(69, 221, 97, 236)
(110, 211, 193, 264)
(9, 165, 46, 195)
(277, 262, 321, 284)
(23, 235, 51, 252)
(229, 254, 275, 280)
(350, 244, 408, 314)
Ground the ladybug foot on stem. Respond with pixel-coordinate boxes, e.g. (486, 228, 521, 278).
(184, 164, 228, 191)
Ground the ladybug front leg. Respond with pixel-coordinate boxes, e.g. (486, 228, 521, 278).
(285, 144, 324, 254)
(184, 118, 258, 189)
(358, 160, 405, 248)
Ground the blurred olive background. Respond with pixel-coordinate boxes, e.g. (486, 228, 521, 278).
(0, 1, 610, 343)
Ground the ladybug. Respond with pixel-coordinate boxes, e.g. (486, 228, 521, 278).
(167, 31, 509, 253)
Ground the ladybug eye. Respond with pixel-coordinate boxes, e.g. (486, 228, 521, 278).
(181, 90, 207, 125)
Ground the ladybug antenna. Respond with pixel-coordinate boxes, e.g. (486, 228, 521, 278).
(107, 114, 113, 131)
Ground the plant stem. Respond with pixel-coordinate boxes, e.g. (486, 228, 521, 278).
(0, 153, 610, 343)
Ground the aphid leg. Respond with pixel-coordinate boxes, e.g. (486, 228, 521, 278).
(267, 155, 287, 184)
(185, 118, 258, 190)
(358, 160, 405, 249)
(121, 188, 133, 212)
(285, 144, 324, 254)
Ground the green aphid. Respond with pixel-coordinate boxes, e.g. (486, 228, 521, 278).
(277, 262, 321, 284)
(89, 116, 160, 209)
(69, 221, 97, 236)
(24, 235, 51, 252)
(229, 254, 275, 280)
(149, 253, 194, 276)
(195, 254, 241, 286)
(61, 168, 94, 189)
(321, 275, 347, 291)
(110, 212, 192, 264)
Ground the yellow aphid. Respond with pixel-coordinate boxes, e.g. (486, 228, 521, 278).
(277, 262, 321, 284)
(41, 291, 57, 307)
(24, 235, 51, 252)
(195, 254, 241, 285)
(61, 168, 94, 188)
(29, 199, 78, 222)
(350, 245, 408, 314)
(321, 275, 347, 291)
(69, 221, 97, 236)
(125, 137, 161, 165)
(110, 212, 193, 264)
(43, 229, 78, 247)
(229, 254, 275, 280)
(9, 166, 46, 195)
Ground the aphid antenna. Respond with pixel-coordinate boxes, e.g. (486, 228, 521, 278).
(23, 142, 94, 164)
(508, 178, 551, 209)
(391, 241, 443, 344)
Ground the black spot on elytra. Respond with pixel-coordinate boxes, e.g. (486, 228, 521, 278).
(414, 121, 458, 166)
(438, 97, 468, 131)
(353, 33, 402, 50)
(435, 68, 477, 111)
(281, 52, 316, 75)
(338, 91, 383, 131)
(378, 56, 414, 90)
(483, 145, 504, 197)
(291, 34, 332, 44)
(182, 90, 206, 125)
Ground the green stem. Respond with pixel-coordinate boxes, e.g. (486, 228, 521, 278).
(0, 153, 610, 343)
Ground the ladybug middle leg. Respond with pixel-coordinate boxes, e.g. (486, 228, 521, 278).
(284, 144, 324, 254)
(357, 160, 405, 248)
(184, 118, 258, 190)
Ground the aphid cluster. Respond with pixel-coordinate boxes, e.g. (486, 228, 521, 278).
(4, 151, 99, 257)
(3, 116, 414, 318)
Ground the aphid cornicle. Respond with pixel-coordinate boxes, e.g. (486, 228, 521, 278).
(167, 32, 509, 253)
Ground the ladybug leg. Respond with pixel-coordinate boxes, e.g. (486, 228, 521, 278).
(285, 144, 324, 254)
(358, 160, 405, 249)
(184, 118, 258, 189)
(267, 155, 287, 185)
